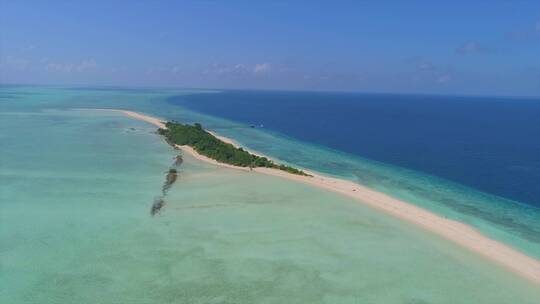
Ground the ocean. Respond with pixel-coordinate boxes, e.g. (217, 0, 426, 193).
(172, 91, 540, 208)
(169, 90, 540, 259)
(1, 86, 539, 303)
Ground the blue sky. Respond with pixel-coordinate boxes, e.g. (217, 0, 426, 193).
(1, 1, 539, 96)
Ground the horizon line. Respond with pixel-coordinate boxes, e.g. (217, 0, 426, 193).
(1, 81, 539, 100)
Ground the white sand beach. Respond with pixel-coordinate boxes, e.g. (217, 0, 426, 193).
(98, 108, 540, 285)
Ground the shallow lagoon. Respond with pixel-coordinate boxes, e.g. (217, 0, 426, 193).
(1, 105, 539, 303)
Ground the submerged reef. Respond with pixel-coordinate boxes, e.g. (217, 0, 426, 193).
(162, 168, 178, 195)
(174, 155, 183, 166)
(150, 197, 165, 216)
(151, 155, 183, 216)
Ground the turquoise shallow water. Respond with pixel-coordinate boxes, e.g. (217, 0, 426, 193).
(1, 86, 540, 303)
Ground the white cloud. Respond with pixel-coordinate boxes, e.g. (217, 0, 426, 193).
(77, 59, 97, 71)
(417, 60, 435, 72)
(411, 58, 453, 84)
(46, 59, 97, 72)
(253, 63, 271, 73)
(206, 63, 248, 75)
(456, 41, 485, 54)
(0, 56, 30, 70)
(46, 62, 74, 72)
(436, 74, 451, 84)
(202, 62, 274, 78)
(234, 64, 247, 70)
(145, 65, 186, 76)
(22, 45, 36, 51)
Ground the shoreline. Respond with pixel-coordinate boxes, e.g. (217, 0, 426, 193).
(91, 108, 540, 285)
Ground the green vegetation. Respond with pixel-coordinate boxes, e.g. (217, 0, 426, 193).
(158, 122, 311, 176)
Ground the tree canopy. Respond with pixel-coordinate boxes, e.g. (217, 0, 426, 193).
(158, 122, 310, 176)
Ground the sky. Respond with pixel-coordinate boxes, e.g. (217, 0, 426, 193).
(1, 1, 539, 96)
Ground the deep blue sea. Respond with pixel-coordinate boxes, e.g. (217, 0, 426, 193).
(171, 91, 540, 208)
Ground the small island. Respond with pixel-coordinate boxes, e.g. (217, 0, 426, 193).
(158, 121, 311, 176)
